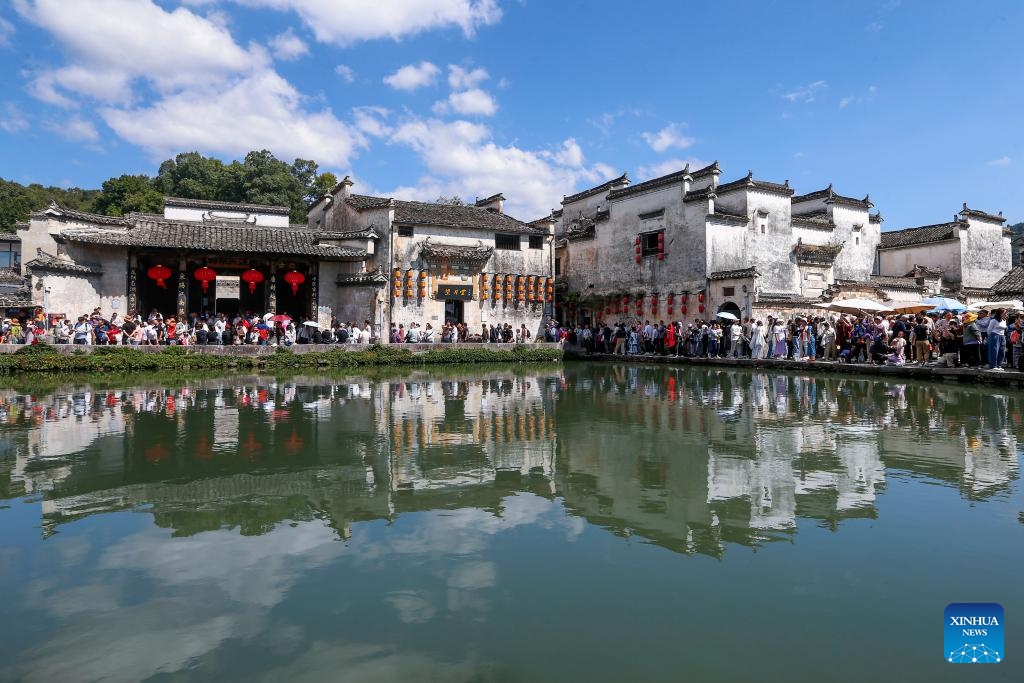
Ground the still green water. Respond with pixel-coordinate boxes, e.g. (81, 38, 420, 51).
(0, 364, 1021, 682)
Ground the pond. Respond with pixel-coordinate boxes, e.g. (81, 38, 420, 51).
(0, 364, 1021, 682)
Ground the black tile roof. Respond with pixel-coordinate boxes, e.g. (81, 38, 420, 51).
(0, 268, 25, 284)
(346, 194, 393, 211)
(0, 233, 20, 242)
(791, 210, 834, 229)
(879, 221, 963, 249)
(58, 220, 367, 260)
(991, 265, 1024, 295)
(25, 249, 103, 275)
(562, 173, 629, 204)
(393, 200, 543, 234)
(708, 266, 759, 280)
(791, 184, 872, 208)
(419, 240, 495, 263)
(336, 268, 389, 286)
(794, 242, 842, 265)
(474, 193, 504, 206)
(608, 167, 693, 201)
(959, 203, 1006, 224)
(34, 202, 130, 226)
(869, 275, 922, 289)
(689, 161, 720, 179)
(0, 289, 31, 308)
(903, 265, 944, 277)
(715, 171, 794, 197)
(682, 186, 716, 203)
(869, 212, 883, 224)
(707, 210, 748, 226)
(163, 196, 290, 215)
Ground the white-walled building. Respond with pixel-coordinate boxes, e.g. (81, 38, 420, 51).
(553, 163, 1012, 321)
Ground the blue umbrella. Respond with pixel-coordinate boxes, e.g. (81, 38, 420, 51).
(921, 296, 966, 313)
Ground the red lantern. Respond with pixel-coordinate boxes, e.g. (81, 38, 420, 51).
(194, 266, 216, 293)
(668, 293, 674, 305)
(682, 305, 688, 315)
(657, 232, 665, 260)
(699, 304, 705, 314)
(623, 295, 629, 307)
(147, 264, 172, 289)
(668, 307, 674, 316)
(241, 268, 264, 294)
(698, 292, 705, 303)
(283, 270, 305, 295)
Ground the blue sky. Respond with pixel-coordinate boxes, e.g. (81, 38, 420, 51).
(1, 0, 1021, 225)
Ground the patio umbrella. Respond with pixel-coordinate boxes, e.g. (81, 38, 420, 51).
(716, 311, 739, 321)
(968, 299, 1024, 311)
(920, 296, 966, 313)
(826, 298, 894, 315)
(269, 314, 292, 323)
(302, 320, 320, 328)
(888, 300, 932, 314)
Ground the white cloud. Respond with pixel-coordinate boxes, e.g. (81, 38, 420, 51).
(838, 85, 877, 109)
(14, 0, 267, 104)
(234, 0, 502, 46)
(0, 102, 29, 133)
(987, 156, 1011, 167)
(269, 28, 308, 60)
(386, 116, 612, 219)
(352, 105, 391, 138)
(782, 80, 827, 103)
(447, 64, 488, 89)
(433, 88, 496, 116)
(866, 21, 883, 33)
(100, 69, 365, 166)
(49, 116, 100, 142)
(383, 61, 440, 91)
(641, 122, 694, 153)
(636, 158, 707, 181)
(334, 64, 355, 83)
(0, 16, 15, 46)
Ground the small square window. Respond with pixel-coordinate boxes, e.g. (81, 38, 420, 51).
(640, 230, 663, 256)
(855, 236, 860, 245)
(722, 286, 735, 297)
(397, 225, 414, 237)
(496, 234, 520, 250)
(529, 235, 544, 249)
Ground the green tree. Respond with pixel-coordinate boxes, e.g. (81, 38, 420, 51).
(92, 174, 163, 216)
(0, 178, 100, 233)
(435, 194, 467, 206)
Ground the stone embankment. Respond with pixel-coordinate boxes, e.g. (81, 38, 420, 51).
(574, 349, 1024, 388)
(0, 343, 563, 374)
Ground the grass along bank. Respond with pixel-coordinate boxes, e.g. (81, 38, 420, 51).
(0, 344, 563, 374)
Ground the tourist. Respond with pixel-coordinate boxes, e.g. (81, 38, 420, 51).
(888, 330, 907, 365)
(961, 312, 982, 367)
(986, 309, 1007, 370)
(771, 320, 787, 358)
(820, 323, 836, 361)
(750, 321, 767, 359)
(729, 320, 743, 358)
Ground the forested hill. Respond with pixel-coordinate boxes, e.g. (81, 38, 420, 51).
(0, 150, 338, 233)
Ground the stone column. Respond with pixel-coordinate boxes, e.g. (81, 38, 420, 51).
(176, 258, 187, 319)
(127, 261, 138, 317)
(310, 263, 319, 321)
(267, 266, 277, 313)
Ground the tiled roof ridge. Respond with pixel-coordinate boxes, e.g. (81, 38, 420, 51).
(715, 171, 793, 196)
(878, 220, 964, 249)
(163, 196, 290, 215)
(990, 265, 1024, 294)
(25, 248, 103, 275)
(35, 201, 130, 226)
(562, 173, 629, 204)
(959, 203, 1006, 224)
(708, 266, 759, 280)
(791, 184, 872, 208)
(608, 166, 692, 201)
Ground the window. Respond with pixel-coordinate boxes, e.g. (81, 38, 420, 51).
(640, 230, 663, 257)
(759, 220, 767, 234)
(555, 258, 562, 275)
(496, 234, 520, 250)
(722, 286, 735, 297)
(529, 235, 544, 249)
(855, 236, 860, 245)
(397, 225, 414, 237)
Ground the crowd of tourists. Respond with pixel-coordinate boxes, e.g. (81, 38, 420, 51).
(36, 309, 377, 346)
(388, 321, 560, 344)
(567, 309, 1024, 371)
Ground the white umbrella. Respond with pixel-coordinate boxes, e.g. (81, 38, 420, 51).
(888, 300, 932, 314)
(968, 299, 1023, 310)
(302, 320, 320, 328)
(716, 311, 739, 321)
(826, 298, 894, 315)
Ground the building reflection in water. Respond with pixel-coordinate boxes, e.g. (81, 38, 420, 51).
(0, 365, 1019, 559)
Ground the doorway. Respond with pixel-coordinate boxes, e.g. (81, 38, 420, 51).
(444, 300, 463, 325)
